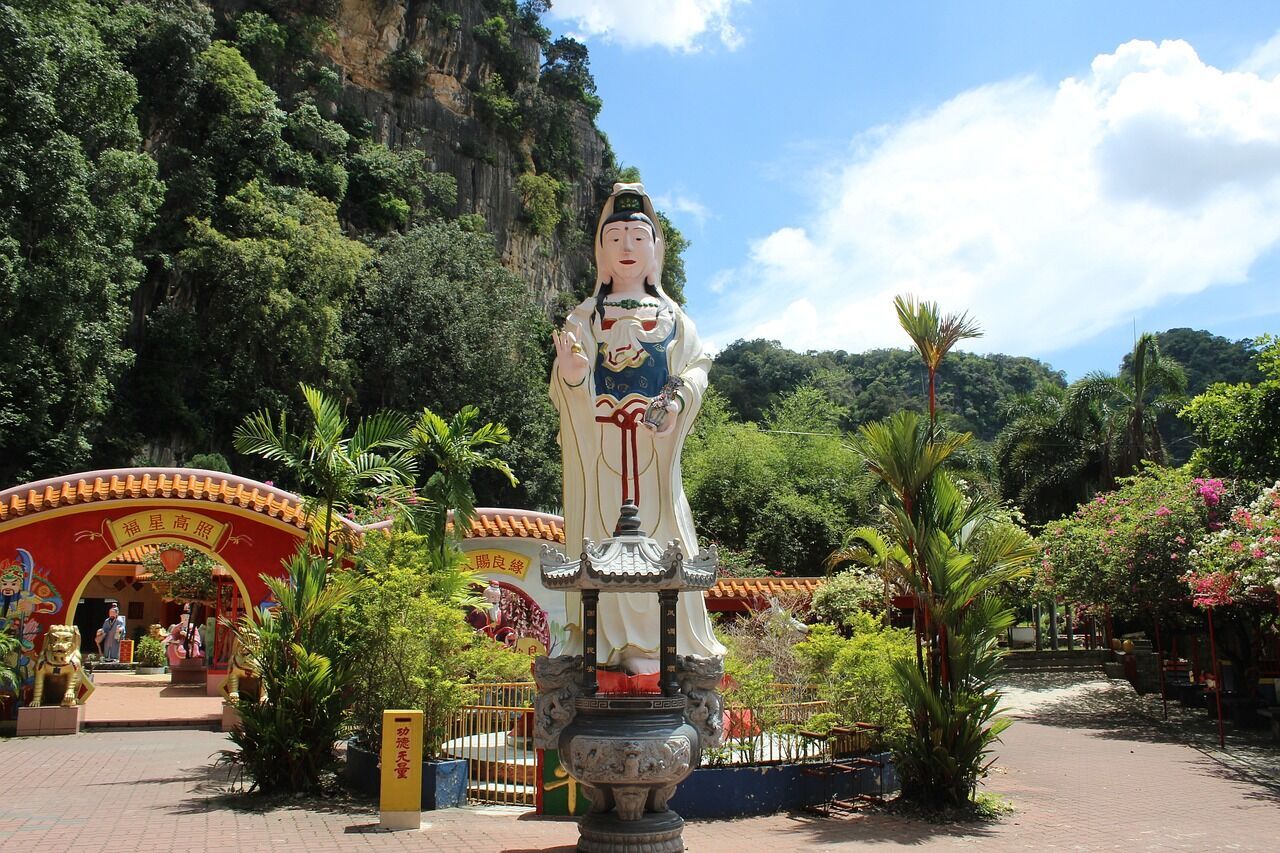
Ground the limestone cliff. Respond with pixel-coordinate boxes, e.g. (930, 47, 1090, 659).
(319, 0, 609, 309)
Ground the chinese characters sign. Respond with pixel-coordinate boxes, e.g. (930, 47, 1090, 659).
(379, 709, 423, 823)
(466, 548, 530, 580)
(538, 749, 589, 816)
(107, 510, 228, 550)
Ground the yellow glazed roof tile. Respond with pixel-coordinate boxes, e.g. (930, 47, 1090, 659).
(459, 509, 566, 544)
(0, 468, 311, 528)
(704, 576, 824, 600)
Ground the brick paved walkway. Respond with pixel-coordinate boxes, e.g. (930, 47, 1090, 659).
(2, 673, 1279, 851)
(82, 672, 222, 728)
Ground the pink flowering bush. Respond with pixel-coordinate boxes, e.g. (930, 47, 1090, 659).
(1183, 570, 1237, 609)
(1040, 467, 1225, 618)
(1185, 481, 1280, 600)
(1193, 477, 1227, 507)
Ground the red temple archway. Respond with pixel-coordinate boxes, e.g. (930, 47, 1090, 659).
(0, 468, 363, 704)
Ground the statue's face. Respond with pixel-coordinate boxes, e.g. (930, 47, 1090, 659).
(601, 221, 656, 287)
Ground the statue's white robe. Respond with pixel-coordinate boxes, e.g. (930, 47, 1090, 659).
(550, 299, 725, 668)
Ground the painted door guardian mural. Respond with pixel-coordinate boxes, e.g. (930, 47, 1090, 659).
(468, 579, 553, 654)
(0, 549, 63, 689)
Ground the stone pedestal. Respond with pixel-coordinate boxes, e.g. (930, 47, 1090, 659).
(17, 703, 84, 736)
(170, 659, 206, 685)
(206, 670, 228, 697)
(221, 703, 242, 732)
(560, 697, 699, 853)
(579, 810, 684, 853)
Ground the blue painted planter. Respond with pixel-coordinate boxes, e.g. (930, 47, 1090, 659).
(344, 740, 468, 810)
(666, 754, 896, 819)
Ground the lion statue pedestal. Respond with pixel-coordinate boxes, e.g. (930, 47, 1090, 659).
(16, 625, 94, 736)
(218, 634, 263, 732)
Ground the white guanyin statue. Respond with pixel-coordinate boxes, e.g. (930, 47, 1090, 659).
(550, 182, 726, 674)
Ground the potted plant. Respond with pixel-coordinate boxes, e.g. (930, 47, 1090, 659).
(345, 531, 485, 809)
(135, 636, 167, 675)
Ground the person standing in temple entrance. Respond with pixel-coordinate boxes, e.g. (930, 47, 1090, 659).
(96, 601, 125, 662)
(550, 182, 725, 675)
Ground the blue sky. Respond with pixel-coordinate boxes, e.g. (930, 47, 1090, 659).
(545, 1, 1280, 379)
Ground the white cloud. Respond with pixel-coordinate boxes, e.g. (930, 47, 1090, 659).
(549, 0, 746, 53)
(708, 39, 1280, 358)
(653, 189, 710, 226)
(1242, 30, 1280, 79)
(707, 268, 733, 294)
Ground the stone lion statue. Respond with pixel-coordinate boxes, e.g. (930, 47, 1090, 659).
(32, 625, 94, 707)
(676, 654, 724, 747)
(219, 632, 264, 703)
(532, 654, 583, 750)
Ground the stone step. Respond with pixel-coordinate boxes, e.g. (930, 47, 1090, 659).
(83, 716, 219, 731)
(1005, 651, 1109, 664)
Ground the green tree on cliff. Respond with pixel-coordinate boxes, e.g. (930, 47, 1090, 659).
(0, 0, 163, 483)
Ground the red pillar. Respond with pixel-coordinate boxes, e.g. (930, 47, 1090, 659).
(1207, 607, 1225, 749)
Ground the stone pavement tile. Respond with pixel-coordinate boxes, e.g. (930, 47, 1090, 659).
(4, 676, 1280, 853)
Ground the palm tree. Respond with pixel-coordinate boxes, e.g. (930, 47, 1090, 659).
(412, 405, 518, 562)
(1065, 333, 1187, 481)
(995, 383, 1106, 524)
(234, 384, 419, 557)
(825, 526, 907, 625)
(855, 410, 1035, 806)
(852, 410, 968, 680)
(0, 630, 21, 693)
(894, 294, 983, 438)
(223, 549, 364, 793)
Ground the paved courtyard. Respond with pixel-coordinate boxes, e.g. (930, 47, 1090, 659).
(82, 671, 222, 728)
(2, 672, 1279, 851)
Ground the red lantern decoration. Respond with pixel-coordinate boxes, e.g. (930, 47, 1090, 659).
(159, 547, 185, 573)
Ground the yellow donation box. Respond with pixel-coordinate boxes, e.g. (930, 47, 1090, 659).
(379, 709, 424, 830)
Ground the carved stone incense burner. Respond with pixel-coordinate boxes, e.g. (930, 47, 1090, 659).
(534, 503, 723, 853)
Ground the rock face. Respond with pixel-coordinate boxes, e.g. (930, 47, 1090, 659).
(320, 0, 608, 309)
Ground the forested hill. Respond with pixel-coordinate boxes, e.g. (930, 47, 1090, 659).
(2, 0, 684, 505)
(709, 339, 1066, 441)
(709, 328, 1264, 447)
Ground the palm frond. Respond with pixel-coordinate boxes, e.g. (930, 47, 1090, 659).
(351, 411, 416, 454)
(300, 383, 348, 451)
(234, 409, 306, 470)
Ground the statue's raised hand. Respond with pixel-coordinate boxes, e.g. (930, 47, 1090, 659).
(553, 327, 590, 387)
